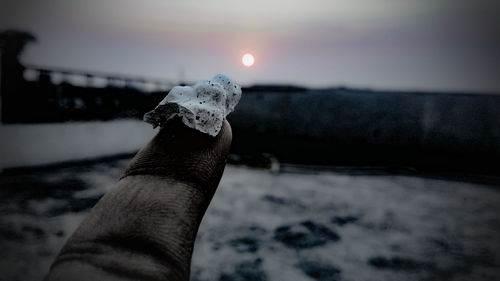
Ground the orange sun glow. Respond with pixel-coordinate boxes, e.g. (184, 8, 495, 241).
(242, 53, 255, 67)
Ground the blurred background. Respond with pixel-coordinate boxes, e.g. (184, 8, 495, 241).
(1, 1, 500, 280)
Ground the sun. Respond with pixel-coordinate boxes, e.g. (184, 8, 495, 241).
(242, 53, 255, 67)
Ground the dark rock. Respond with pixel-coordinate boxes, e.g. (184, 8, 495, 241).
(301, 221, 340, 241)
(249, 225, 267, 234)
(298, 261, 342, 281)
(274, 221, 340, 249)
(212, 242, 222, 251)
(368, 256, 426, 272)
(262, 194, 305, 210)
(427, 238, 452, 252)
(331, 216, 358, 226)
(390, 244, 401, 251)
(262, 195, 286, 205)
(0, 224, 23, 241)
(22, 225, 45, 238)
(229, 237, 260, 253)
(219, 258, 267, 281)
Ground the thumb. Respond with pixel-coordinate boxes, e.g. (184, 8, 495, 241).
(46, 119, 232, 281)
(123, 118, 232, 197)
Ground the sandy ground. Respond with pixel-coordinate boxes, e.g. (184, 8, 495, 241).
(1, 158, 499, 281)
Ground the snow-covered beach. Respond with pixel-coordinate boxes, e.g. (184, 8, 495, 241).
(1, 121, 499, 281)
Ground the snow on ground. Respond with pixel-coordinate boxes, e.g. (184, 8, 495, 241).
(1, 158, 499, 281)
(0, 122, 499, 280)
(193, 166, 500, 281)
(0, 120, 156, 169)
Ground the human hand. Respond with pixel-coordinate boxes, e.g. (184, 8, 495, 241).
(47, 118, 232, 281)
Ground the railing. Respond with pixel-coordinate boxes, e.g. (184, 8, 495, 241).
(1, 63, 174, 123)
(23, 64, 175, 92)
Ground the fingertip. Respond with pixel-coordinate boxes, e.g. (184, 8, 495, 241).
(122, 118, 232, 192)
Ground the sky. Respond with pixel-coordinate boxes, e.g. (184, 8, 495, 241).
(1, 0, 500, 92)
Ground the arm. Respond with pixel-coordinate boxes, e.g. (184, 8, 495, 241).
(47, 118, 232, 281)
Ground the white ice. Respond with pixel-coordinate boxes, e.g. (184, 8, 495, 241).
(143, 74, 242, 136)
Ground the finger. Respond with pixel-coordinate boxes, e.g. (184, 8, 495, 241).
(47, 119, 233, 281)
(123, 118, 232, 196)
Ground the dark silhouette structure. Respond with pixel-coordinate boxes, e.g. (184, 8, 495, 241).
(0, 30, 170, 123)
(229, 87, 500, 175)
(1, 29, 499, 175)
(0, 30, 36, 122)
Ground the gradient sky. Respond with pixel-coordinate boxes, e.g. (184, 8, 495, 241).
(1, 0, 500, 92)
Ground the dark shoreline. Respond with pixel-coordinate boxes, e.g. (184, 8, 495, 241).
(3, 152, 500, 187)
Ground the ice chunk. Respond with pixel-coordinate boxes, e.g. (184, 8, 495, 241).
(144, 74, 241, 136)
